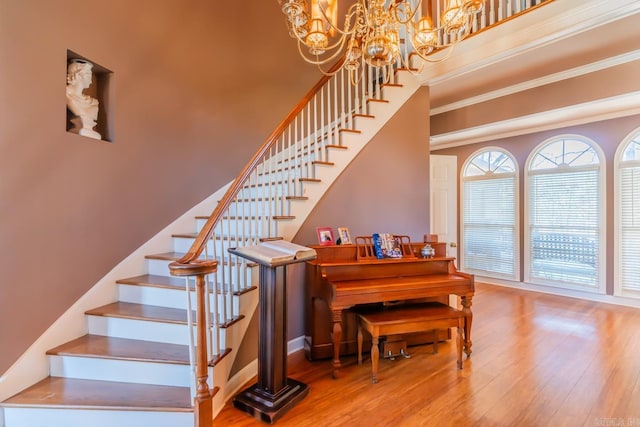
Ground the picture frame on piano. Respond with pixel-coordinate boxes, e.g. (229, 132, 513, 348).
(337, 227, 352, 245)
(316, 227, 334, 246)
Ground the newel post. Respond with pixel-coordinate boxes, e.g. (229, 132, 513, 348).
(169, 259, 218, 427)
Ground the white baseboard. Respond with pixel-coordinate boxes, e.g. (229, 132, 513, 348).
(477, 276, 640, 309)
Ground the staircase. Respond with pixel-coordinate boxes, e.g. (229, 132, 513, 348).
(0, 64, 420, 426)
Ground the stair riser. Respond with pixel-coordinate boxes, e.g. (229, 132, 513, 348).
(87, 316, 229, 349)
(237, 183, 299, 199)
(118, 284, 242, 316)
(173, 235, 270, 254)
(146, 259, 252, 292)
(2, 408, 193, 427)
(223, 201, 291, 219)
(196, 214, 284, 237)
(49, 356, 191, 387)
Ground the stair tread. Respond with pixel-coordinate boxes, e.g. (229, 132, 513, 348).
(86, 302, 190, 325)
(116, 274, 185, 289)
(46, 335, 190, 365)
(2, 377, 192, 411)
(145, 252, 186, 261)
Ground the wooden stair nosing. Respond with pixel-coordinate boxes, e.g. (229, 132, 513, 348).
(273, 215, 295, 220)
(299, 178, 321, 183)
(145, 248, 257, 262)
(1, 377, 193, 411)
(232, 197, 281, 203)
(117, 274, 253, 293)
(326, 144, 348, 150)
(86, 302, 246, 329)
(85, 302, 193, 325)
(210, 348, 232, 367)
(46, 335, 190, 366)
(338, 128, 361, 134)
(367, 98, 390, 103)
(116, 274, 185, 290)
(144, 252, 188, 262)
(233, 285, 257, 296)
(145, 252, 245, 268)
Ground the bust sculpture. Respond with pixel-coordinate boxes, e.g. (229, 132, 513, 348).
(66, 59, 101, 140)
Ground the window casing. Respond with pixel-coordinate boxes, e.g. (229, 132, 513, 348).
(615, 129, 640, 298)
(525, 136, 605, 292)
(461, 148, 519, 280)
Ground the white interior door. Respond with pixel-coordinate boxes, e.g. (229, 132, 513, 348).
(430, 155, 458, 260)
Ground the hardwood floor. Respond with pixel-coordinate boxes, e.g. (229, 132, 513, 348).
(214, 283, 640, 426)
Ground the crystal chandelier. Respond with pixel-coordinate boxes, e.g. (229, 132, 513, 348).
(278, 0, 483, 76)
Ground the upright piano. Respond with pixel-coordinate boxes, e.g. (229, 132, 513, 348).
(304, 241, 474, 377)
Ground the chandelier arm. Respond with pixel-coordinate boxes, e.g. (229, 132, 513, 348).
(295, 34, 350, 67)
(413, 40, 459, 63)
(391, 0, 423, 26)
(289, 22, 311, 45)
(395, 46, 425, 75)
(316, 2, 363, 37)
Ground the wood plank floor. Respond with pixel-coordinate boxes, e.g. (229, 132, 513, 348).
(215, 283, 640, 426)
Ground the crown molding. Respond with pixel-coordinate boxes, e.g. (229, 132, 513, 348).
(430, 50, 640, 115)
(430, 91, 640, 149)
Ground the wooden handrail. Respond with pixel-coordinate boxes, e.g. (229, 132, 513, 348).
(171, 57, 346, 269)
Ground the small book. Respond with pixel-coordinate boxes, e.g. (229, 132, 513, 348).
(230, 240, 317, 265)
(372, 233, 403, 259)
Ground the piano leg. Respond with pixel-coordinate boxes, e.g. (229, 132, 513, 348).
(331, 309, 343, 379)
(461, 295, 473, 357)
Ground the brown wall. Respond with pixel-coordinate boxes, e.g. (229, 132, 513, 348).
(293, 87, 432, 247)
(0, 1, 320, 375)
(432, 113, 640, 294)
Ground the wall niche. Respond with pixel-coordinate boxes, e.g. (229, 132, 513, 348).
(65, 50, 113, 142)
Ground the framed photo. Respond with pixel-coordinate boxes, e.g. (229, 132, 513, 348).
(337, 227, 352, 245)
(316, 227, 334, 246)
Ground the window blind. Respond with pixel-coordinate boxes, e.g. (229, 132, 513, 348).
(620, 165, 640, 292)
(528, 168, 600, 288)
(463, 176, 516, 278)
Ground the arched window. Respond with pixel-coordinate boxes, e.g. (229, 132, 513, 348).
(525, 136, 605, 292)
(461, 148, 518, 279)
(615, 128, 640, 298)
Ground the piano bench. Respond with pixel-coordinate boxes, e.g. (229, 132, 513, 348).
(356, 302, 464, 383)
